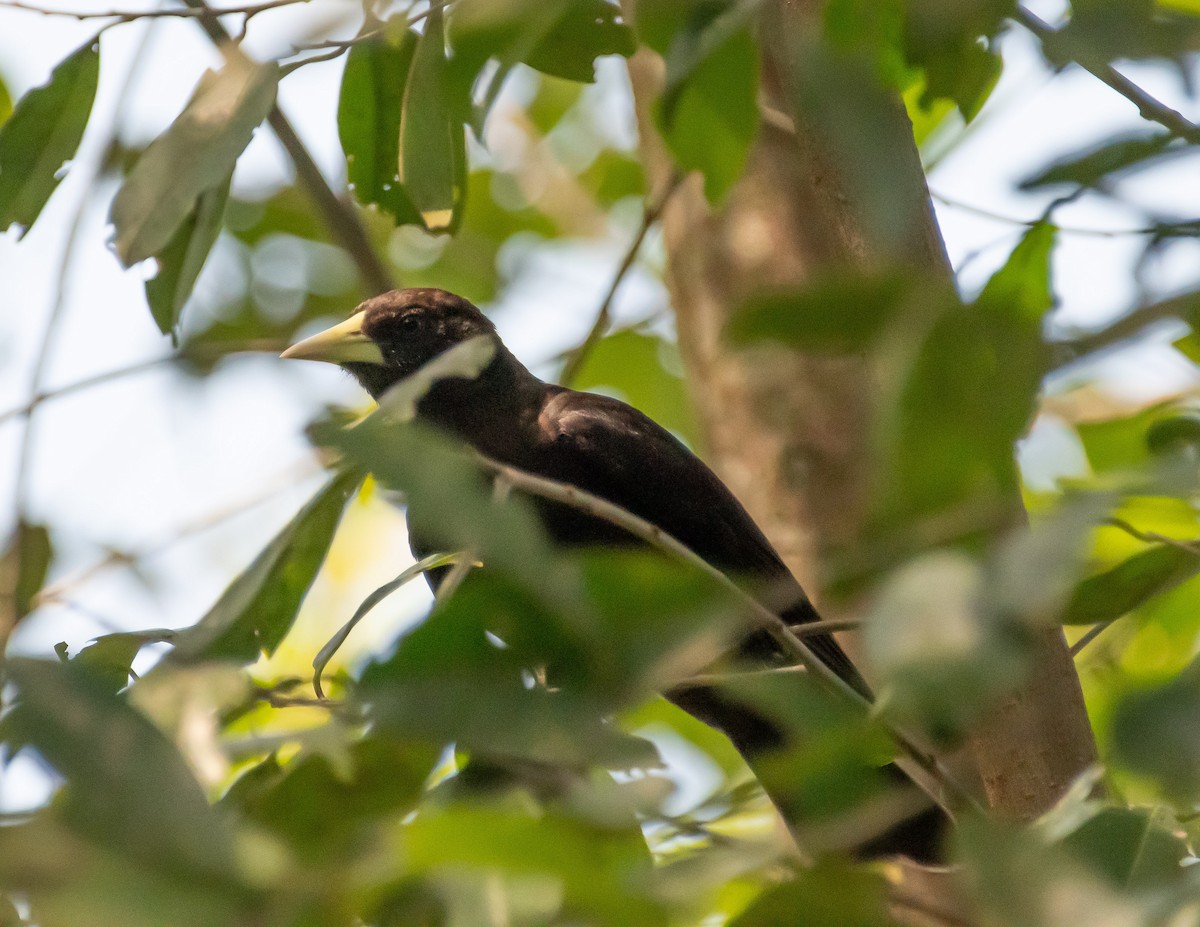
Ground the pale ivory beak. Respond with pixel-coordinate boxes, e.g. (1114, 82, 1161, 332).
(280, 311, 385, 365)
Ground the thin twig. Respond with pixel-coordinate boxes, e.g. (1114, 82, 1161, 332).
(931, 190, 1161, 238)
(559, 172, 685, 386)
(1105, 515, 1200, 556)
(477, 457, 978, 813)
(1014, 5, 1200, 146)
(1069, 621, 1114, 657)
(311, 550, 458, 698)
(182, 0, 396, 295)
(0, 0, 314, 23)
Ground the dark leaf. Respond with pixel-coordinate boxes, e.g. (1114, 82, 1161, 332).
(110, 52, 277, 265)
(1021, 131, 1180, 190)
(1111, 660, 1200, 801)
(169, 468, 363, 663)
(144, 173, 232, 339)
(731, 861, 893, 926)
(2, 658, 237, 878)
(0, 38, 98, 235)
(337, 27, 423, 225)
(1062, 807, 1190, 890)
(398, 9, 467, 232)
(72, 629, 175, 695)
(0, 521, 52, 625)
(1062, 544, 1200, 625)
(901, 0, 1010, 119)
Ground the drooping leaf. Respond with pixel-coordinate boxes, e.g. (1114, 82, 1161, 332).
(169, 468, 363, 663)
(638, 2, 761, 204)
(337, 27, 423, 224)
(0, 38, 99, 235)
(144, 172, 232, 339)
(398, 9, 467, 232)
(2, 658, 237, 878)
(110, 52, 277, 265)
(0, 520, 52, 625)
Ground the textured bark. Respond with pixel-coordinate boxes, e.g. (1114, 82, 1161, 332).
(625, 0, 1097, 822)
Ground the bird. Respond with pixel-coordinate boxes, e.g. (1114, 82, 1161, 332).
(282, 286, 946, 859)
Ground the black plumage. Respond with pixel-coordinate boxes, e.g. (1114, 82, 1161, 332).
(283, 287, 944, 859)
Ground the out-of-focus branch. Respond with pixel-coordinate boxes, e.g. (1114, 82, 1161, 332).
(1014, 5, 1200, 145)
(559, 172, 684, 386)
(183, 0, 396, 296)
(0, 0, 313, 25)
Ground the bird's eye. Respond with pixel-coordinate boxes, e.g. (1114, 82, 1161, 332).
(399, 315, 420, 334)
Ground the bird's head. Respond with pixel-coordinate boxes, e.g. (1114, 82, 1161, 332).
(281, 288, 499, 399)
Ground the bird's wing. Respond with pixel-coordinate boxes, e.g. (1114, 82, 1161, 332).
(540, 389, 868, 695)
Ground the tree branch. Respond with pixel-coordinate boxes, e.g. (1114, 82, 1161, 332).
(0, 0, 313, 25)
(1014, 5, 1200, 145)
(559, 172, 684, 386)
(1051, 291, 1200, 366)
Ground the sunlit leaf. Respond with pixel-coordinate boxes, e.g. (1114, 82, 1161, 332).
(110, 51, 277, 265)
(398, 9, 466, 232)
(1063, 544, 1200, 625)
(337, 27, 423, 225)
(0, 38, 98, 236)
(144, 173, 232, 339)
(169, 468, 363, 663)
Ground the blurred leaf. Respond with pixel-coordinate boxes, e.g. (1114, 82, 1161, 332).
(110, 52, 277, 265)
(1021, 131, 1179, 190)
(638, 1, 760, 203)
(866, 551, 1029, 741)
(359, 572, 659, 769)
(0, 520, 52, 625)
(337, 27, 423, 225)
(398, 9, 467, 232)
(526, 74, 585, 132)
(731, 860, 892, 926)
(1063, 543, 1200, 625)
(450, 0, 635, 83)
(224, 736, 440, 859)
(170, 468, 363, 663)
(144, 173, 232, 339)
(71, 629, 175, 695)
(1111, 659, 1200, 801)
(578, 148, 646, 206)
(0, 38, 98, 236)
(1062, 807, 1189, 890)
(0, 75, 11, 126)
(1075, 401, 1182, 474)
(0, 817, 248, 927)
(374, 334, 497, 422)
(2, 658, 237, 878)
(401, 806, 663, 926)
(901, 0, 1008, 119)
(729, 270, 937, 351)
(226, 184, 328, 246)
(571, 329, 697, 444)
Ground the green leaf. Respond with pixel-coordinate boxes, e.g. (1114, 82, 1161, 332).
(901, 0, 1008, 120)
(71, 629, 175, 695)
(398, 9, 467, 232)
(1111, 661, 1200, 802)
(169, 468, 362, 663)
(337, 27, 423, 225)
(144, 173, 231, 339)
(0, 38, 99, 235)
(731, 861, 893, 926)
(1062, 807, 1189, 890)
(2, 658, 237, 878)
(1, 520, 52, 624)
(1062, 544, 1200, 625)
(450, 0, 636, 83)
(570, 329, 697, 445)
(1021, 130, 1179, 190)
(110, 52, 277, 265)
(643, 2, 760, 203)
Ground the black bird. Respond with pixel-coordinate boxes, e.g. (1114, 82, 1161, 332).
(283, 287, 944, 858)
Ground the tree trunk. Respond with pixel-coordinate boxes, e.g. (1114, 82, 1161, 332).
(624, 0, 1097, 824)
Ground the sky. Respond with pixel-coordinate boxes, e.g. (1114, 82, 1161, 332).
(1, 0, 1199, 809)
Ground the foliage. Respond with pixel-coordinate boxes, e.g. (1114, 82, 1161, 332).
(3, 1, 1200, 926)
